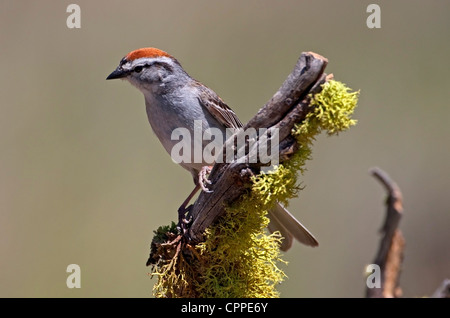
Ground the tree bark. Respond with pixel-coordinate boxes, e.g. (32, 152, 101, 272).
(187, 52, 329, 243)
(366, 167, 405, 298)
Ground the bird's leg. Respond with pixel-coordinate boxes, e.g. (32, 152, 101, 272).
(178, 184, 200, 216)
(177, 166, 213, 234)
(177, 184, 200, 233)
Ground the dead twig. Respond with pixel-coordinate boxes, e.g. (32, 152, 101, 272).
(187, 52, 329, 243)
(366, 167, 405, 298)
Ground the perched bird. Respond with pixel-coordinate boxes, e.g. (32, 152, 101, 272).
(107, 47, 318, 250)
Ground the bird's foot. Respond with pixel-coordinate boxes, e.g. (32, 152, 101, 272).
(198, 166, 213, 193)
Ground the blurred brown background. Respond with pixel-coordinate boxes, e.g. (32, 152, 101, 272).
(0, 0, 449, 297)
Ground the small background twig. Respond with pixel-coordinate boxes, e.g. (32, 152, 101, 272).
(431, 279, 450, 298)
(366, 167, 405, 298)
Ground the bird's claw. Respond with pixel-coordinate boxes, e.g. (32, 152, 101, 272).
(199, 166, 213, 193)
(177, 205, 193, 235)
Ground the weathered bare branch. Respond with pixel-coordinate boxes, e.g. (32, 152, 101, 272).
(366, 167, 405, 298)
(245, 52, 328, 130)
(187, 52, 329, 243)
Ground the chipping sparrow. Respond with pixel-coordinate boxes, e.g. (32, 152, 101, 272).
(106, 47, 318, 250)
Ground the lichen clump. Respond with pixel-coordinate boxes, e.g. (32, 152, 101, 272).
(294, 80, 359, 140)
(150, 80, 359, 298)
(195, 195, 286, 297)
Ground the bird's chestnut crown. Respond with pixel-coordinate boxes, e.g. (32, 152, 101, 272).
(106, 47, 180, 81)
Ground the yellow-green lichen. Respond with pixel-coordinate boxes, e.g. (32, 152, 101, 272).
(294, 80, 359, 140)
(150, 79, 358, 298)
(252, 80, 359, 212)
(195, 196, 286, 297)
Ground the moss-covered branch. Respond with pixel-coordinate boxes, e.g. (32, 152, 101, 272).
(147, 52, 359, 298)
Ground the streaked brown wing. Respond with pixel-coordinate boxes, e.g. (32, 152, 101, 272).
(195, 82, 243, 129)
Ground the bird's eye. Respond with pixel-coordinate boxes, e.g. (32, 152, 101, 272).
(133, 66, 143, 73)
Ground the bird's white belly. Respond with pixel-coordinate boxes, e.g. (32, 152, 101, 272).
(144, 94, 226, 172)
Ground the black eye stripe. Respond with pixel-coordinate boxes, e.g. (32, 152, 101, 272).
(133, 65, 143, 73)
(133, 63, 153, 73)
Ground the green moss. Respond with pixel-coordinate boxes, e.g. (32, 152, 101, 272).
(150, 79, 358, 298)
(152, 222, 179, 244)
(293, 80, 359, 140)
(253, 80, 359, 209)
(195, 196, 286, 297)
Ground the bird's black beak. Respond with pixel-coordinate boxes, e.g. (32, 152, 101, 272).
(106, 67, 128, 80)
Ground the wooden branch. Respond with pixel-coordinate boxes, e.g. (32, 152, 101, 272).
(245, 52, 328, 130)
(366, 167, 405, 298)
(186, 52, 329, 243)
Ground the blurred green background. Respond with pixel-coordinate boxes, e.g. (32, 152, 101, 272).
(1, 0, 449, 298)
